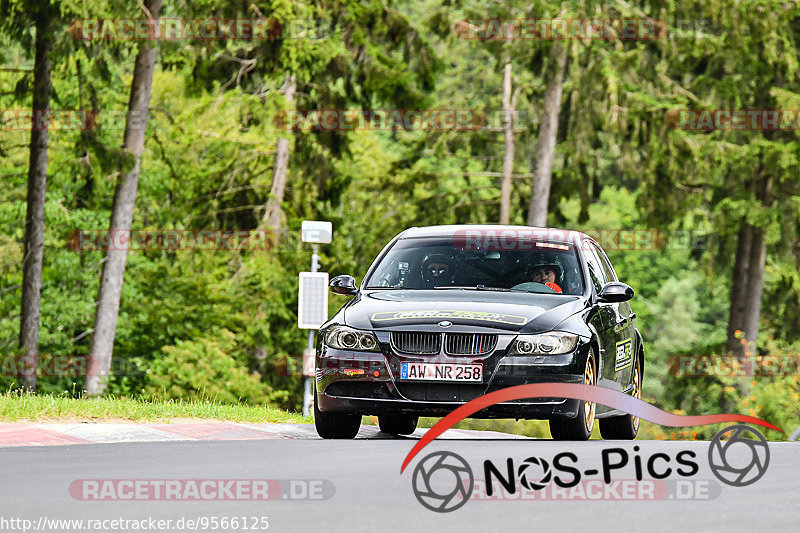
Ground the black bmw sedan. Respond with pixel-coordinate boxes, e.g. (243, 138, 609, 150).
(314, 225, 643, 441)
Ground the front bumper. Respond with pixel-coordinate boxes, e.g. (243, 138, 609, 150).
(315, 335, 591, 420)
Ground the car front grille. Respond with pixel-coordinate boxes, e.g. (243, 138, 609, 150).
(390, 332, 498, 355)
(444, 333, 497, 355)
(390, 332, 441, 354)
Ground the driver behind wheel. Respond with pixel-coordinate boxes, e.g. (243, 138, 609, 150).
(531, 264, 563, 293)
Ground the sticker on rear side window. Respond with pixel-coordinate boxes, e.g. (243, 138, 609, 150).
(615, 338, 633, 371)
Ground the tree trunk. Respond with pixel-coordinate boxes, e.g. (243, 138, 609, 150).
(726, 224, 752, 356)
(741, 225, 767, 352)
(18, 9, 54, 393)
(499, 54, 514, 225)
(526, 43, 567, 227)
(578, 161, 590, 224)
(85, 0, 162, 396)
(741, 174, 773, 354)
(726, 173, 772, 358)
(263, 74, 296, 240)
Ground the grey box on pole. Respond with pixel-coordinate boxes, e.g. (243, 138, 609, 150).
(298, 271, 329, 329)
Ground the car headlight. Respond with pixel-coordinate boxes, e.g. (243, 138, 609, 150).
(324, 326, 380, 352)
(509, 332, 579, 355)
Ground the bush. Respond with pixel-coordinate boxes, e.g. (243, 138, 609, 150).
(144, 329, 282, 405)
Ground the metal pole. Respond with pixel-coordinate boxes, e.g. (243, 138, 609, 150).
(302, 331, 314, 417)
(302, 244, 320, 417)
(789, 422, 800, 442)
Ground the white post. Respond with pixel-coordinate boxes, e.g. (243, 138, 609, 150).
(299, 221, 331, 417)
(302, 244, 320, 417)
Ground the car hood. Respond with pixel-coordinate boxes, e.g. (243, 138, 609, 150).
(341, 289, 588, 334)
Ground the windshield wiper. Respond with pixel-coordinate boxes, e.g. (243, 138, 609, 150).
(434, 285, 530, 293)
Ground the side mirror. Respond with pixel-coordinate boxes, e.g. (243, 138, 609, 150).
(330, 274, 358, 295)
(598, 282, 634, 303)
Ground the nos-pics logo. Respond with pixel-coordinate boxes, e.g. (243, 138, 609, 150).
(411, 451, 473, 513)
(707, 424, 769, 487)
(410, 424, 769, 513)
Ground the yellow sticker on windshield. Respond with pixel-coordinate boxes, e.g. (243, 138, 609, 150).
(371, 310, 528, 325)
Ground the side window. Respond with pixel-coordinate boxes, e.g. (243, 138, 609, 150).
(582, 241, 605, 293)
(593, 242, 633, 315)
(591, 243, 617, 282)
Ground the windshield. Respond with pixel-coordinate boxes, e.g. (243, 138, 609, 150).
(364, 236, 584, 295)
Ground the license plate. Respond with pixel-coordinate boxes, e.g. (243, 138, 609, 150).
(400, 362, 482, 382)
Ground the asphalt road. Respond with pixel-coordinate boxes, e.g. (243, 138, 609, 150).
(0, 430, 797, 533)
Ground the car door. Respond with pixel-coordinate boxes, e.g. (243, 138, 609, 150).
(582, 240, 617, 389)
(591, 242, 635, 388)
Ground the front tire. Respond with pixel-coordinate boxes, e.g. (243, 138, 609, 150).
(599, 356, 642, 440)
(314, 385, 360, 439)
(378, 414, 418, 435)
(550, 350, 597, 441)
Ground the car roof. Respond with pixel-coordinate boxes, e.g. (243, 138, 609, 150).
(397, 224, 594, 245)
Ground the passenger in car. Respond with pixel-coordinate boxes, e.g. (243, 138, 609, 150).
(421, 254, 454, 287)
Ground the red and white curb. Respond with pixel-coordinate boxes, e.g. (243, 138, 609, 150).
(0, 422, 530, 447)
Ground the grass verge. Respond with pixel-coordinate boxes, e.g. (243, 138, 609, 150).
(0, 392, 312, 424)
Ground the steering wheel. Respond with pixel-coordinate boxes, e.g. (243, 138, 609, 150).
(375, 273, 394, 287)
(510, 281, 557, 293)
